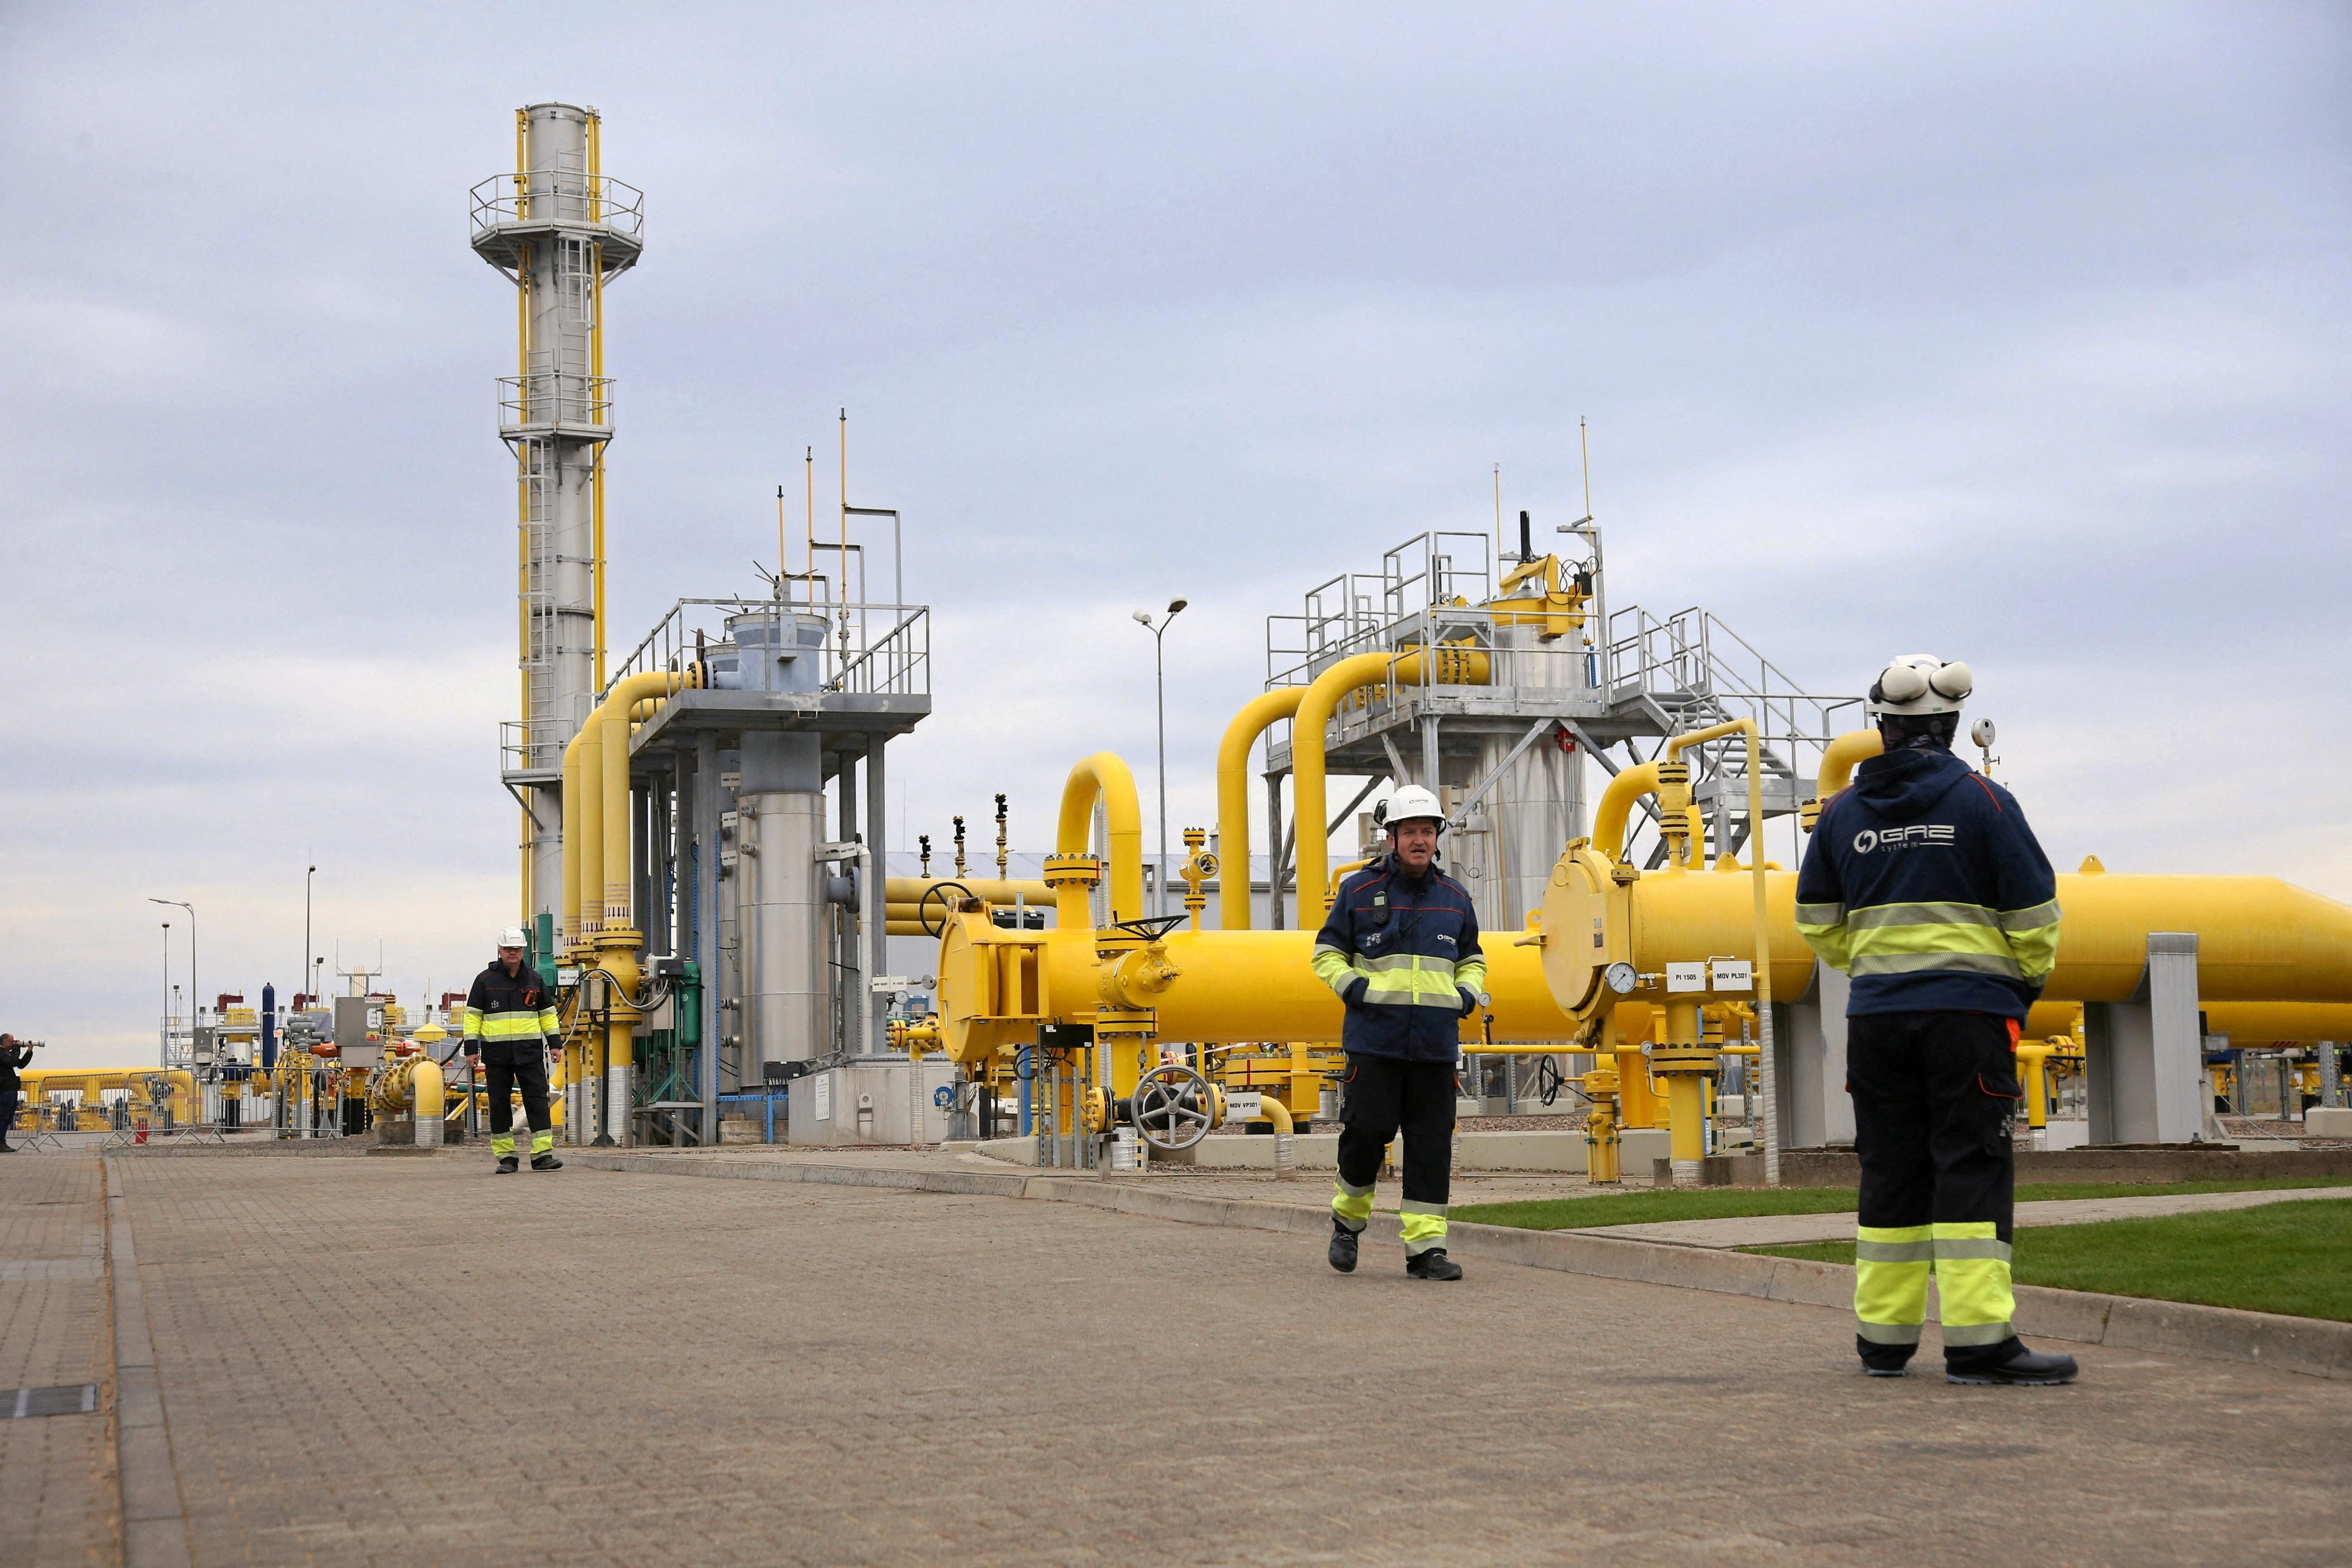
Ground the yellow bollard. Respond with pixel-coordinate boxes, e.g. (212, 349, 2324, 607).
(413, 1058, 445, 1149)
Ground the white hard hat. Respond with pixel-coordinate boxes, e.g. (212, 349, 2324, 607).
(497, 928, 531, 950)
(1869, 654, 1971, 716)
(1375, 784, 1448, 834)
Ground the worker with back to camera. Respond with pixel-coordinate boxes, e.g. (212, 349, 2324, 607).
(461, 931, 563, 1175)
(1795, 655, 2073, 1385)
(0, 1034, 34, 1153)
(1311, 784, 1485, 1281)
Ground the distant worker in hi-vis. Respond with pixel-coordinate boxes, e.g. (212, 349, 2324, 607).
(462, 930, 564, 1175)
(1795, 656, 2074, 1384)
(1312, 785, 1485, 1281)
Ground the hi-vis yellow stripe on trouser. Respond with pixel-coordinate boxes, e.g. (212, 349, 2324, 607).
(1332, 1177, 1374, 1235)
(1854, 1224, 1932, 1346)
(492, 1132, 517, 1157)
(1931, 1221, 2015, 1348)
(1399, 1201, 1447, 1256)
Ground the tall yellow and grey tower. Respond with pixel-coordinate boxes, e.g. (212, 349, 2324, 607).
(469, 105, 644, 942)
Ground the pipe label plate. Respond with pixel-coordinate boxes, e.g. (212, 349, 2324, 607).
(1666, 963, 1708, 994)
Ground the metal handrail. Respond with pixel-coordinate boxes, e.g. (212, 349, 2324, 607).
(607, 598, 932, 699)
(467, 172, 646, 241)
(498, 373, 613, 429)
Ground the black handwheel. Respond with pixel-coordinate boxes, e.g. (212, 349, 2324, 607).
(916, 881, 975, 938)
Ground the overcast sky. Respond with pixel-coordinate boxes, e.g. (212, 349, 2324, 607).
(4, 3, 2346, 1067)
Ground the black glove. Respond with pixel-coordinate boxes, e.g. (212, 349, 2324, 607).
(1342, 976, 1369, 1008)
(1458, 986, 1480, 1018)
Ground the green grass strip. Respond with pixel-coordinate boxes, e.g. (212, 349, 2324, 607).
(1455, 1175, 2352, 1233)
(1743, 1200, 2352, 1322)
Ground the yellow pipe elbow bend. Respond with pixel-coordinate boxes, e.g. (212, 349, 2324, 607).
(1217, 688, 1304, 931)
(1814, 729, 1883, 806)
(1056, 753, 1146, 926)
(1592, 762, 1664, 864)
(1294, 646, 1492, 927)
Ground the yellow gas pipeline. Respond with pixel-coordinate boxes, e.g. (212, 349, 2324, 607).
(559, 667, 699, 1142)
(1543, 738, 2352, 1024)
(1293, 644, 1490, 928)
(936, 753, 1567, 1103)
(1216, 688, 1303, 930)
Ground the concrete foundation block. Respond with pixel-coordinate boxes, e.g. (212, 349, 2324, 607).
(2304, 1106, 2352, 1138)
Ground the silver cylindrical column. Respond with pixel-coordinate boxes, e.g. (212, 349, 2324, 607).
(1488, 624, 1587, 932)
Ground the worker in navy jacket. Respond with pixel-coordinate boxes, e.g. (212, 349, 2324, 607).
(1311, 785, 1485, 1280)
(1796, 654, 2073, 1387)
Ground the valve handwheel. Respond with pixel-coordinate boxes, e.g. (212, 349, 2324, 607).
(916, 881, 975, 938)
(1130, 1064, 1218, 1152)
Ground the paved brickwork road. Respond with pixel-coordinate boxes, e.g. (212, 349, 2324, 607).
(103, 1154, 2352, 1567)
(0, 1156, 117, 1567)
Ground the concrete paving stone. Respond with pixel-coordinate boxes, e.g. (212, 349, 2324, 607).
(1, 1156, 119, 1567)
(95, 1153, 2352, 1567)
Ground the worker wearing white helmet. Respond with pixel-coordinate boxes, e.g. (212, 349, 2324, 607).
(1310, 783, 1485, 1282)
(461, 929, 563, 1174)
(1795, 656, 2072, 1385)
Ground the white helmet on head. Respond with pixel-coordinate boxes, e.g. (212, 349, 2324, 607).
(497, 927, 531, 950)
(1869, 654, 1972, 716)
(1374, 784, 1448, 835)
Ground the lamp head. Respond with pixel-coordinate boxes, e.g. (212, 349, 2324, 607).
(1131, 609, 1153, 626)
(1167, 597, 1188, 615)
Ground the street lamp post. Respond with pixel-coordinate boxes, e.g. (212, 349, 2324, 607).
(1131, 598, 1189, 917)
(149, 898, 194, 1067)
(160, 922, 172, 1067)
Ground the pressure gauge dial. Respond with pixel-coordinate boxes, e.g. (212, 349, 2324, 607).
(1603, 962, 1640, 995)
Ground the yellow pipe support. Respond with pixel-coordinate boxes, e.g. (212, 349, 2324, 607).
(1051, 753, 1146, 927)
(2013, 1041, 2055, 1131)
(561, 718, 599, 948)
(1294, 645, 1491, 927)
(1216, 687, 1305, 930)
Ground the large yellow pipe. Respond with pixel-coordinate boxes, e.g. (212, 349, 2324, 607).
(1216, 688, 1304, 930)
(937, 921, 1563, 1064)
(2025, 999, 2352, 1047)
(884, 878, 1054, 906)
(1550, 867, 2352, 1011)
(1054, 754, 1146, 927)
(1293, 645, 1491, 928)
(561, 720, 600, 947)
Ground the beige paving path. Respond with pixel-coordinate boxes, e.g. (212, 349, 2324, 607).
(103, 1152, 2352, 1567)
(1590, 1185, 2352, 1249)
(0, 1155, 118, 1566)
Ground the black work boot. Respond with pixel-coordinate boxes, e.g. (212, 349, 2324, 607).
(531, 1152, 564, 1172)
(1406, 1249, 1464, 1281)
(1946, 1339, 2078, 1386)
(1857, 1335, 1913, 1378)
(1328, 1218, 1359, 1274)
(495, 1156, 520, 1175)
